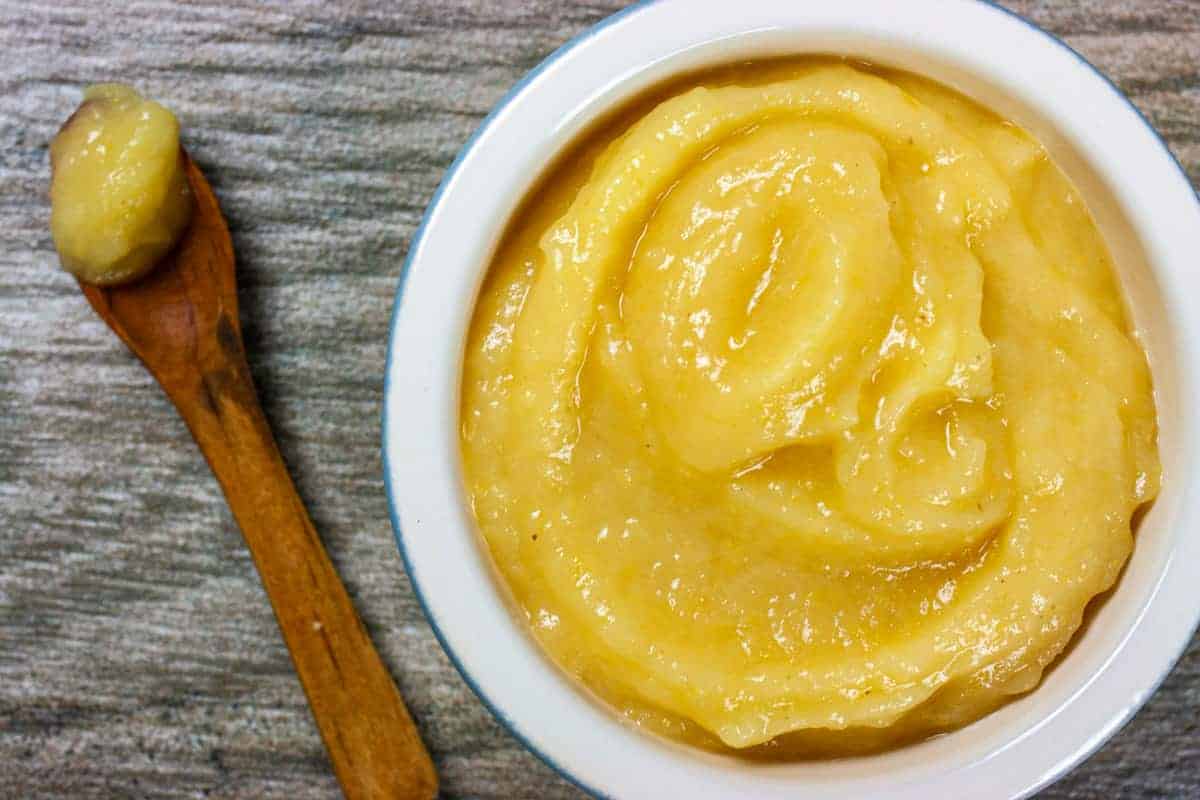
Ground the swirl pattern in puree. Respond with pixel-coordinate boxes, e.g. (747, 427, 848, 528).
(461, 60, 1159, 753)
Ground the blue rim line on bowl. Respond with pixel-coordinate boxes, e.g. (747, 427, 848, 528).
(381, 2, 1200, 798)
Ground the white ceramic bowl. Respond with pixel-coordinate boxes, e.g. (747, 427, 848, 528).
(383, 1, 1200, 797)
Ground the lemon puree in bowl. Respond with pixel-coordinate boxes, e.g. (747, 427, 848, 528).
(460, 59, 1159, 754)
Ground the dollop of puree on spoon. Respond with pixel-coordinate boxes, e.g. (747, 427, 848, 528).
(50, 84, 192, 286)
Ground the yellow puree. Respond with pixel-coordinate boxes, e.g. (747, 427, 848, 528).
(461, 61, 1159, 754)
(50, 84, 192, 286)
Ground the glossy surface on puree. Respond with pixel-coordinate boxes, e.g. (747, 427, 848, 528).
(50, 84, 192, 286)
(461, 60, 1160, 753)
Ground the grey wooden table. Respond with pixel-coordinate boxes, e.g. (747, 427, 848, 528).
(1, 1, 1197, 798)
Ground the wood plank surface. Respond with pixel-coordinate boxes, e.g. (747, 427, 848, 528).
(0, 1, 1196, 798)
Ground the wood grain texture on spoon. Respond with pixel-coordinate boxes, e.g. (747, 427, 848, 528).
(81, 153, 438, 800)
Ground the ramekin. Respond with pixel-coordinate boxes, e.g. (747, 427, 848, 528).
(383, 1, 1200, 797)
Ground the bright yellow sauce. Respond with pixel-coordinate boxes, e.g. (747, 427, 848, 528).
(461, 60, 1160, 755)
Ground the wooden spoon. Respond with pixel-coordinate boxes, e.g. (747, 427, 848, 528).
(80, 152, 439, 800)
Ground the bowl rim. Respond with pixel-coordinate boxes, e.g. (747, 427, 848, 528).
(382, 1, 1200, 798)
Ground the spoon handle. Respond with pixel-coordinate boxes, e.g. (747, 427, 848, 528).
(78, 153, 435, 798)
(169, 336, 438, 800)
